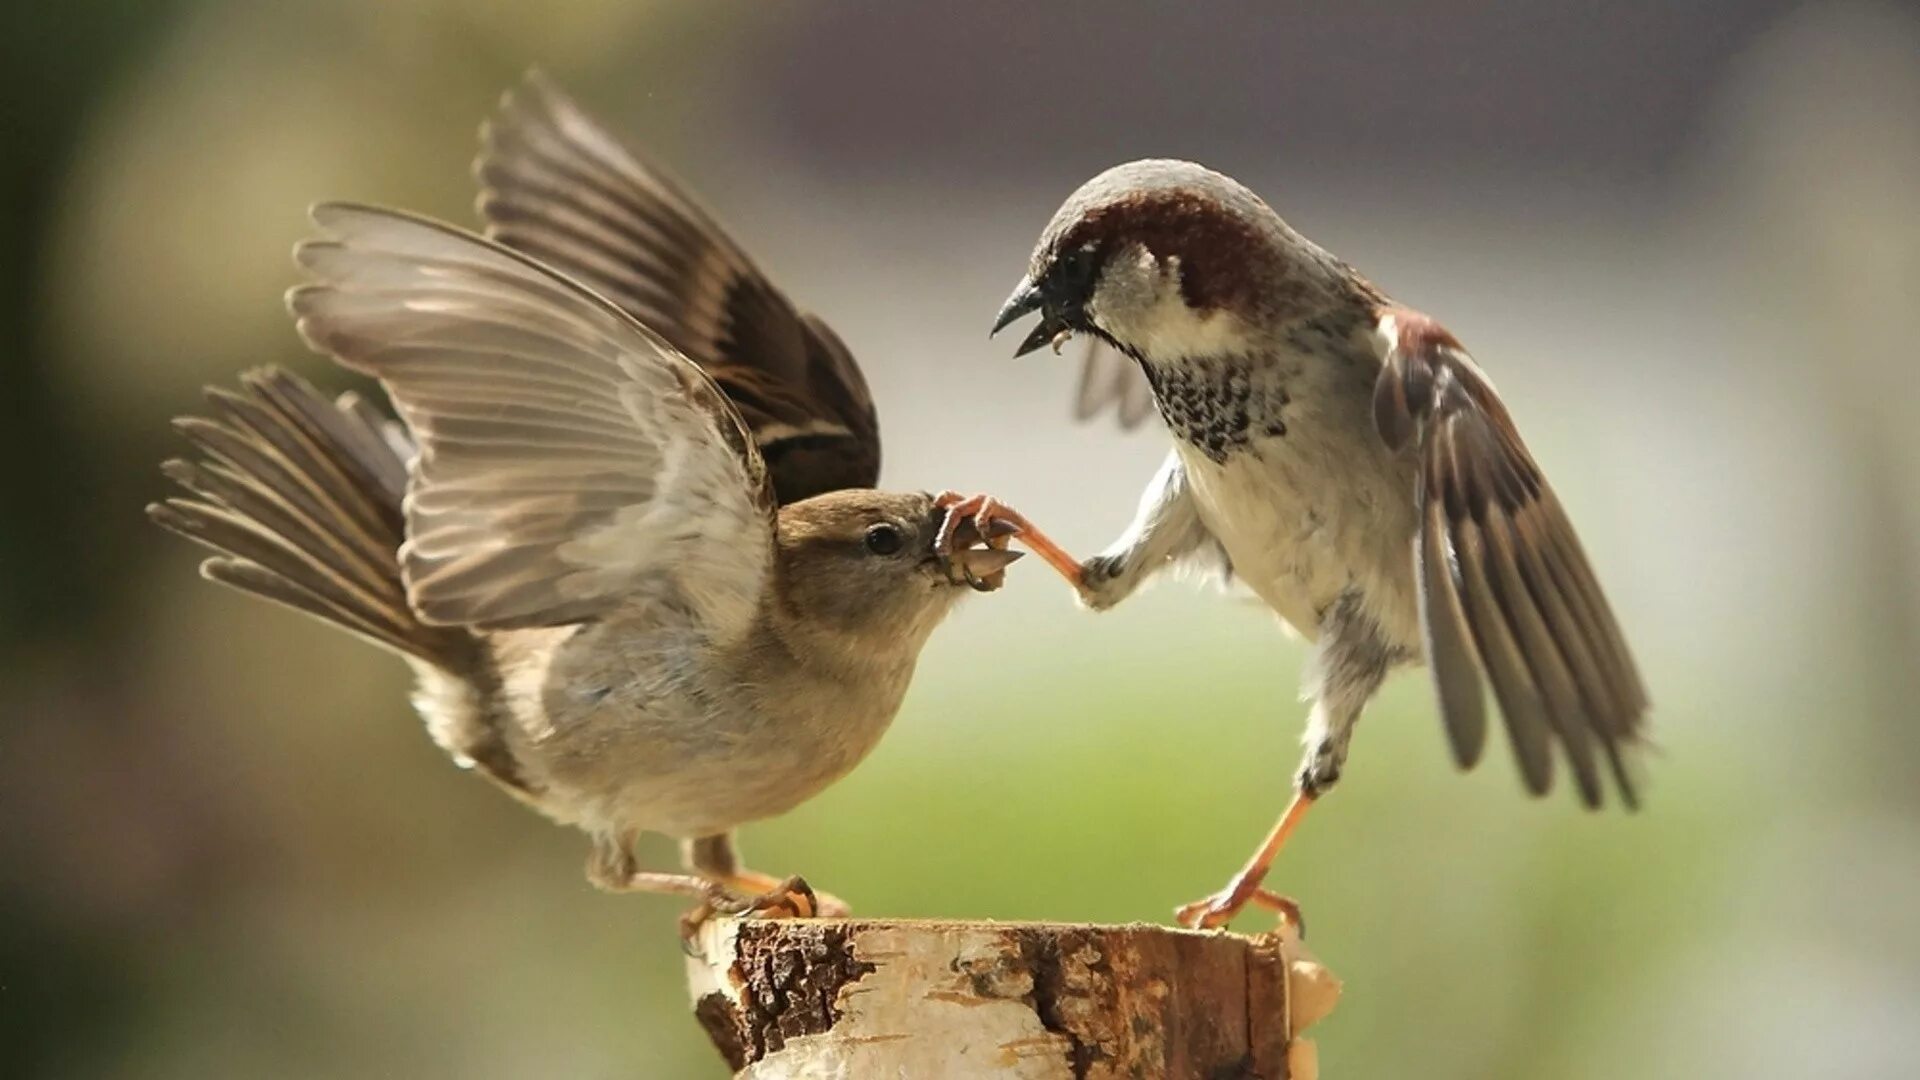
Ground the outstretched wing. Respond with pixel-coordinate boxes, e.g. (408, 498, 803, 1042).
(288, 203, 776, 640)
(1071, 338, 1158, 429)
(474, 70, 880, 504)
(1372, 308, 1649, 808)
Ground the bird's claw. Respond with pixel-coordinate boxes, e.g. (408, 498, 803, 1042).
(933, 491, 1087, 592)
(934, 491, 1027, 592)
(1175, 882, 1304, 935)
(933, 491, 1023, 555)
(677, 875, 848, 939)
(1174, 888, 1243, 930)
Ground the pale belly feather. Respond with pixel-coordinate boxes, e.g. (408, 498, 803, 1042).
(1178, 428, 1423, 652)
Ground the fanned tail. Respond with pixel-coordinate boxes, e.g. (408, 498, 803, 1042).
(148, 367, 466, 666)
(148, 368, 539, 799)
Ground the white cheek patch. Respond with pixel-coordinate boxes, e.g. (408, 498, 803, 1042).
(1093, 253, 1255, 361)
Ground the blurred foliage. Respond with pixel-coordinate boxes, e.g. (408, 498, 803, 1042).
(5, 2, 1920, 1078)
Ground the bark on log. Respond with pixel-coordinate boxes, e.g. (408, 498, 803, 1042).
(685, 918, 1339, 1079)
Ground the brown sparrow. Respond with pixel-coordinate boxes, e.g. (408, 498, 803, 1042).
(984, 159, 1650, 929)
(148, 148, 1025, 922)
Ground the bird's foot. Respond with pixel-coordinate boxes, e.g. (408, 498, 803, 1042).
(677, 874, 847, 938)
(933, 491, 1085, 590)
(1175, 881, 1305, 935)
(1075, 553, 1129, 611)
(720, 871, 851, 919)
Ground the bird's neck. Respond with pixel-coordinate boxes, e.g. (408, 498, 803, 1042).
(756, 587, 941, 689)
(1119, 299, 1381, 464)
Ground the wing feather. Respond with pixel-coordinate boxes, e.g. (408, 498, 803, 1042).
(1072, 339, 1159, 429)
(1375, 309, 1647, 807)
(475, 71, 880, 502)
(288, 203, 775, 637)
(1416, 458, 1489, 770)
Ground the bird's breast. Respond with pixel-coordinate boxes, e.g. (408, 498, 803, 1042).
(494, 618, 918, 838)
(1173, 368, 1422, 648)
(1141, 355, 1291, 463)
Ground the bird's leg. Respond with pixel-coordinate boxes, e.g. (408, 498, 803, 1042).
(1174, 791, 1316, 930)
(1175, 591, 1395, 930)
(587, 830, 717, 897)
(684, 834, 850, 919)
(1245, 890, 1308, 936)
(584, 832, 838, 940)
(586, 830, 743, 938)
(1075, 451, 1211, 611)
(1172, 707, 1355, 929)
(933, 491, 1084, 588)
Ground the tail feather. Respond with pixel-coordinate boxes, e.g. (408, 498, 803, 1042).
(148, 367, 464, 670)
(151, 367, 543, 801)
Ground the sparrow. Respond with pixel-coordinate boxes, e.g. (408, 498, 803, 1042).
(148, 86, 1027, 922)
(982, 159, 1649, 929)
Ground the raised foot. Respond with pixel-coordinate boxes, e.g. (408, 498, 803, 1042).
(933, 490, 1085, 590)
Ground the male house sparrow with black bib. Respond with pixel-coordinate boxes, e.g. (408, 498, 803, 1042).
(149, 80, 1024, 922)
(982, 159, 1649, 929)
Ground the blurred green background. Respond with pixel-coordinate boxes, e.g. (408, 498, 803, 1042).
(5, 2, 1920, 1076)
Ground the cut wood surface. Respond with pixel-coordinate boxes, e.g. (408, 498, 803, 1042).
(686, 918, 1339, 1079)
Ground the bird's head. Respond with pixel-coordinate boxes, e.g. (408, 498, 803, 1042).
(990, 159, 1344, 366)
(771, 490, 1020, 654)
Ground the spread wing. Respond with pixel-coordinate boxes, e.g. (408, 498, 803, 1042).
(287, 203, 776, 639)
(1372, 308, 1649, 808)
(474, 70, 880, 504)
(1072, 338, 1158, 429)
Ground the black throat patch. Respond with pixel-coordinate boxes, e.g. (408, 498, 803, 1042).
(1136, 353, 1290, 463)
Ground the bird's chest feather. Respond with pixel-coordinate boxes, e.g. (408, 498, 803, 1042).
(1141, 356, 1291, 463)
(1161, 350, 1421, 645)
(502, 618, 914, 837)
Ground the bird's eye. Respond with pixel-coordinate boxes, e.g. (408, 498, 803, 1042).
(864, 523, 903, 556)
(1058, 243, 1099, 287)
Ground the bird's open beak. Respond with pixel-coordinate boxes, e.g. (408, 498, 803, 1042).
(949, 547, 1024, 591)
(991, 277, 1041, 335)
(989, 276, 1071, 358)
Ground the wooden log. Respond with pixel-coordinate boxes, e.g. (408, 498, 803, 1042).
(685, 918, 1339, 1079)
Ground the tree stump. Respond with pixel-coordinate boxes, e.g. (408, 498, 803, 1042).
(685, 918, 1339, 1079)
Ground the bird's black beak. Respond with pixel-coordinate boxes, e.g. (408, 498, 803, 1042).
(989, 275, 1072, 357)
(990, 277, 1042, 336)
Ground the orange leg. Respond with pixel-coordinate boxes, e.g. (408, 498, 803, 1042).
(681, 834, 850, 926)
(1174, 792, 1316, 930)
(933, 491, 1084, 589)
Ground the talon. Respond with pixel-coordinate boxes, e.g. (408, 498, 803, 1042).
(933, 493, 985, 556)
(766, 875, 820, 919)
(972, 501, 1009, 547)
(678, 888, 729, 940)
(1174, 890, 1243, 930)
(1249, 889, 1306, 938)
(931, 492, 1085, 591)
(1176, 897, 1236, 930)
(714, 874, 830, 921)
(740, 875, 816, 919)
(1174, 873, 1278, 931)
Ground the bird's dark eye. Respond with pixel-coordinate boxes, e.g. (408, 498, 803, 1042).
(1059, 244, 1097, 285)
(864, 523, 903, 556)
